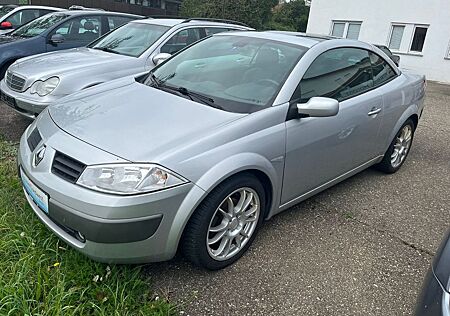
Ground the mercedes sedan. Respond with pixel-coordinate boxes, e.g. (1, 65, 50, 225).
(17, 31, 426, 270)
(0, 17, 250, 119)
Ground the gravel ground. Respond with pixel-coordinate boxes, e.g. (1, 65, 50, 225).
(0, 82, 448, 316)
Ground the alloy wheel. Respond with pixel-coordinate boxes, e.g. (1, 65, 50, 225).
(391, 124, 413, 168)
(206, 187, 260, 261)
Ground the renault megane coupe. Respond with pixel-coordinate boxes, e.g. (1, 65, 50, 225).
(17, 31, 426, 270)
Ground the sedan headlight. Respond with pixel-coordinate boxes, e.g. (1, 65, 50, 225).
(77, 164, 187, 195)
(30, 77, 60, 97)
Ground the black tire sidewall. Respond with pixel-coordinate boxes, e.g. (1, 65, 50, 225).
(184, 174, 266, 270)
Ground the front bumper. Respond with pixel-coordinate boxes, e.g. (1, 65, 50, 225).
(0, 79, 64, 119)
(18, 117, 205, 263)
(415, 267, 450, 316)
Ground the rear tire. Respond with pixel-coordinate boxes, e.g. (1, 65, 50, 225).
(376, 119, 415, 173)
(182, 173, 265, 270)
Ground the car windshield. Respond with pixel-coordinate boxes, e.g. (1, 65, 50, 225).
(11, 13, 67, 38)
(146, 35, 308, 113)
(0, 6, 14, 18)
(88, 22, 170, 57)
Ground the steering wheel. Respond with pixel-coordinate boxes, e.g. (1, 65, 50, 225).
(256, 79, 279, 88)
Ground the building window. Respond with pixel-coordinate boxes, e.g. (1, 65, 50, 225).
(388, 25, 405, 50)
(388, 23, 429, 54)
(410, 26, 428, 52)
(331, 21, 362, 40)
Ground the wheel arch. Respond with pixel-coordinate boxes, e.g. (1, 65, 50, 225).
(165, 154, 279, 259)
(384, 105, 419, 152)
(0, 58, 19, 77)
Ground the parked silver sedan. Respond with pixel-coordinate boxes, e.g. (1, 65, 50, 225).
(0, 17, 251, 118)
(18, 31, 426, 269)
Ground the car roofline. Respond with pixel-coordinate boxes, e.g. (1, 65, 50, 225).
(143, 16, 251, 28)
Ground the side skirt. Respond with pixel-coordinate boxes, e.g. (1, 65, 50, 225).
(271, 155, 384, 217)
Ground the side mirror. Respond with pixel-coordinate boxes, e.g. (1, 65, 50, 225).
(152, 53, 172, 66)
(297, 97, 339, 118)
(0, 21, 13, 30)
(49, 34, 65, 44)
(392, 55, 400, 67)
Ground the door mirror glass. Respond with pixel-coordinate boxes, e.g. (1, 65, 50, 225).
(152, 53, 172, 65)
(0, 21, 12, 29)
(49, 33, 65, 44)
(297, 97, 339, 117)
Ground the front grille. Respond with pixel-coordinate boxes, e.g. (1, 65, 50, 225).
(5, 71, 26, 92)
(27, 128, 42, 152)
(51, 152, 86, 183)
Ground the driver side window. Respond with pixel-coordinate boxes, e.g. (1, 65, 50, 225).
(160, 28, 202, 54)
(52, 16, 101, 42)
(298, 47, 374, 103)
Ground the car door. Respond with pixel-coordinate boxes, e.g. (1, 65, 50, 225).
(281, 47, 384, 205)
(46, 15, 102, 52)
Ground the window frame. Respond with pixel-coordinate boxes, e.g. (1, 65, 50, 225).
(330, 20, 362, 40)
(408, 24, 429, 54)
(387, 23, 405, 51)
(387, 23, 429, 55)
(291, 46, 400, 105)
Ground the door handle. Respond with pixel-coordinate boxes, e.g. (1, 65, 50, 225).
(368, 108, 382, 116)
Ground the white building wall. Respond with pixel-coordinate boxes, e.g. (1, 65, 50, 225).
(306, 0, 450, 83)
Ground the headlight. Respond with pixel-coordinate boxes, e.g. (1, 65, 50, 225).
(30, 77, 60, 97)
(77, 163, 187, 195)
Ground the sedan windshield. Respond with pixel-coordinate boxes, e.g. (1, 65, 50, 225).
(89, 22, 169, 57)
(0, 6, 14, 18)
(147, 35, 308, 113)
(11, 13, 67, 38)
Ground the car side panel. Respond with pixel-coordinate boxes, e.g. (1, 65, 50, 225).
(0, 37, 46, 70)
(377, 73, 425, 152)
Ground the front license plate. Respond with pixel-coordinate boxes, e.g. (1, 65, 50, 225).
(0, 91, 16, 108)
(21, 169, 49, 214)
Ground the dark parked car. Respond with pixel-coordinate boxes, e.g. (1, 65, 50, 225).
(0, 10, 142, 77)
(375, 44, 400, 66)
(416, 230, 450, 315)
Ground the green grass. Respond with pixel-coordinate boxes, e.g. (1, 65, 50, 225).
(0, 140, 176, 315)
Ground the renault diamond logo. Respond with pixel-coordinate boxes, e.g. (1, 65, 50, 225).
(33, 146, 46, 167)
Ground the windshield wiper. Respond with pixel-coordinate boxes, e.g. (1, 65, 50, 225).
(92, 47, 121, 55)
(149, 72, 161, 87)
(160, 84, 221, 110)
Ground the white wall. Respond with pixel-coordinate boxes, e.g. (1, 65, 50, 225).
(306, 0, 450, 83)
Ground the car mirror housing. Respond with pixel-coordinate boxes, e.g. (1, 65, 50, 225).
(152, 53, 172, 66)
(49, 34, 65, 45)
(0, 21, 13, 29)
(297, 97, 339, 118)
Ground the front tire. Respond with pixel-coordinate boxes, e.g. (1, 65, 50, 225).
(182, 173, 265, 270)
(377, 119, 415, 173)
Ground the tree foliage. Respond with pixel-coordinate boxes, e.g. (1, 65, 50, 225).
(180, 0, 279, 30)
(269, 0, 310, 32)
(180, 0, 310, 31)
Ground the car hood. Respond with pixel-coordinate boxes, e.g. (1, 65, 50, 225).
(48, 79, 244, 162)
(0, 35, 27, 44)
(12, 47, 131, 78)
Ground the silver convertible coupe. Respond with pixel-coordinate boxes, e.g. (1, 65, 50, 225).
(17, 31, 426, 270)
